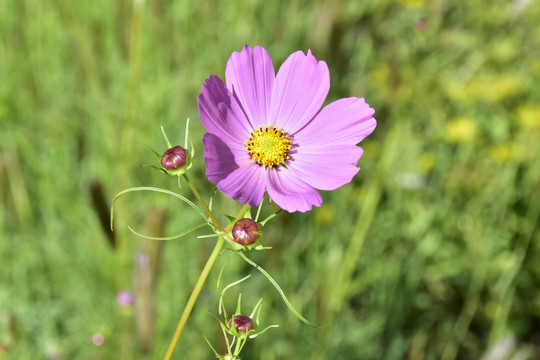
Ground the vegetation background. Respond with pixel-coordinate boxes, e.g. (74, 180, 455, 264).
(1, 0, 540, 359)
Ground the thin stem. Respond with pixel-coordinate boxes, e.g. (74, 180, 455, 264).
(163, 235, 226, 360)
(183, 173, 222, 230)
(221, 323, 232, 356)
(163, 193, 250, 359)
(233, 335, 243, 356)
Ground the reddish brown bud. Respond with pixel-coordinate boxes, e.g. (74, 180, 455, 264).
(232, 218, 260, 245)
(161, 146, 187, 170)
(229, 315, 254, 333)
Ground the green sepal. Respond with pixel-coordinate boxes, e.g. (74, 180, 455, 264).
(248, 324, 280, 339)
(141, 163, 168, 174)
(259, 209, 281, 226)
(225, 234, 269, 252)
(143, 143, 163, 160)
(161, 125, 173, 148)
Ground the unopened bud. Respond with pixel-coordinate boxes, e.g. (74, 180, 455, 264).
(161, 146, 187, 170)
(232, 218, 260, 245)
(229, 315, 254, 334)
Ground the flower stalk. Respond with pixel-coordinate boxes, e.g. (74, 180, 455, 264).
(162, 234, 225, 360)
(183, 173, 222, 230)
(163, 178, 250, 360)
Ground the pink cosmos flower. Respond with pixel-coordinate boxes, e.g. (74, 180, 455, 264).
(197, 45, 376, 213)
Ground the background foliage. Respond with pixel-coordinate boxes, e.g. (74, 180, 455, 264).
(1, 0, 540, 359)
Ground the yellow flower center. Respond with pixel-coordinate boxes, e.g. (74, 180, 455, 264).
(245, 126, 293, 168)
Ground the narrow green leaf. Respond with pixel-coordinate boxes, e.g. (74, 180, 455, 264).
(202, 335, 221, 358)
(216, 251, 234, 289)
(219, 275, 251, 316)
(127, 222, 207, 241)
(237, 252, 320, 328)
(197, 233, 221, 239)
(161, 125, 172, 148)
(260, 209, 281, 226)
(110, 186, 208, 230)
(249, 325, 279, 338)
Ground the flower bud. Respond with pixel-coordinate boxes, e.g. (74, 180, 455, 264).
(161, 146, 187, 170)
(229, 315, 254, 334)
(232, 218, 260, 245)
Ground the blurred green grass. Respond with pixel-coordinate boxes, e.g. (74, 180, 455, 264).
(1, 0, 540, 359)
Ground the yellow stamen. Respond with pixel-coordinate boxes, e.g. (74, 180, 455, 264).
(245, 126, 293, 168)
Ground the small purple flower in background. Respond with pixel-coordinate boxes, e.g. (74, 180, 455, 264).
(198, 45, 376, 212)
(116, 290, 133, 307)
(415, 19, 427, 32)
(92, 333, 105, 346)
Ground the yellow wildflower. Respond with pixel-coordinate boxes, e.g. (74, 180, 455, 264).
(445, 117, 477, 143)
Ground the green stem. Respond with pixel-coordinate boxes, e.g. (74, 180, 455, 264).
(184, 173, 222, 230)
(233, 335, 245, 356)
(163, 196, 250, 359)
(163, 235, 226, 360)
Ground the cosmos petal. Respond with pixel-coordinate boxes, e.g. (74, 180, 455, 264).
(289, 144, 364, 191)
(202, 133, 241, 185)
(217, 163, 267, 207)
(198, 75, 253, 145)
(225, 45, 275, 128)
(294, 97, 376, 146)
(269, 50, 330, 134)
(266, 168, 322, 213)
